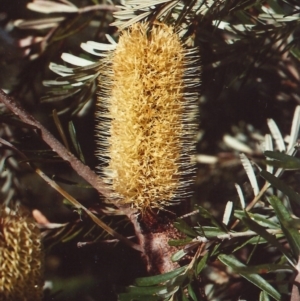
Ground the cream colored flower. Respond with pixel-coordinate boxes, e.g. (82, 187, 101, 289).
(0, 206, 44, 301)
(97, 22, 200, 210)
(44, 20, 200, 211)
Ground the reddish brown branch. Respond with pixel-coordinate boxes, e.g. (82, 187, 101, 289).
(0, 89, 111, 198)
(0, 89, 180, 273)
(0, 136, 141, 251)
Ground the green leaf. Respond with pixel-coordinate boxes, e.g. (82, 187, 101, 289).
(195, 205, 228, 232)
(268, 0, 285, 13)
(61, 226, 83, 242)
(210, 243, 222, 257)
(234, 263, 293, 274)
(234, 210, 279, 229)
(119, 292, 159, 301)
(181, 290, 189, 301)
(174, 219, 198, 237)
(68, 121, 85, 163)
(172, 250, 187, 262)
(125, 285, 169, 296)
(194, 226, 227, 238)
(196, 252, 209, 275)
(53, 109, 70, 150)
(233, 236, 266, 253)
(218, 254, 281, 301)
(41, 88, 81, 102)
(168, 237, 193, 247)
(260, 290, 271, 301)
(187, 284, 197, 301)
(119, 285, 179, 301)
(290, 46, 300, 61)
(241, 212, 293, 263)
(264, 151, 300, 170)
(134, 266, 187, 287)
(260, 170, 300, 206)
(268, 196, 300, 260)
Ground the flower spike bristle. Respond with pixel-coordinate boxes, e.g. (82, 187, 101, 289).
(0, 206, 44, 300)
(96, 22, 200, 211)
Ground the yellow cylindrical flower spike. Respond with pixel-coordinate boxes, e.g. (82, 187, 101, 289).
(0, 206, 44, 301)
(97, 22, 200, 211)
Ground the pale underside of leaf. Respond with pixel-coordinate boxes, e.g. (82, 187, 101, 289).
(287, 105, 300, 152)
(235, 183, 245, 209)
(240, 153, 259, 196)
(267, 119, 285, 152)
(61, 53, 94, 67)
(27, 0, 78, 14)
(264, 134, 274, 174)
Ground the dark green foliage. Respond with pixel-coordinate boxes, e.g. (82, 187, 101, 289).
(2, 0, 300, 301)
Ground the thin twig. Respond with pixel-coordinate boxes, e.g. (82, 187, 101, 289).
(0, 136, 142, 251)
(230, 182, 270, 229)
(0, 90, 180, 271)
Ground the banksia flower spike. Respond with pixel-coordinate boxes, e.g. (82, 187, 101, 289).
(97, 22, 200, 211)
(0, 206, 44, 301)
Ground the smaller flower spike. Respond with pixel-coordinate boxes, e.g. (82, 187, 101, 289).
(0, 205, 44, 301)
(96, 22, 200, 211)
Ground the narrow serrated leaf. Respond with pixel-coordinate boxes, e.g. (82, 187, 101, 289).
(195, 205, 228, 232)
(223, 135, 252, 153)
(233, 234, 261, 248)
(174, 219, 198, 237)
(53, 109, 70, 150)
(27, 0, 78, 14)
(172, 249, 187, 262)
(234, 211, 279, 229)
(195, 226, 227, 238)
(118, 292, 159, 301)
(235, 183, 245, 209)
(61, 53, 94, 67)
(291, 47, 300, 61)
(242, 212, 293, 264)
(168, 237, 192, 247)
(240, 153, 259, 196)
(260, 170, 300, 206)
(61, 226, 83, 242)
(267, 119, 285, 152)
(234, 264, 293, 274)
(134, 266, 187, 287)
(222, 201, 233, 225)
(264, 151, 300, 170)
(264, 134, 274, 174)
(14, 17, 65, 29)
(288, 106, 300, 152)
(68, 121, 85, 163)
(268, 196, 300, 260)
(260, 290, 271, 301)
(41, 89, 81, 102)
(218, 254, 281, 301)
(188, 284, 197, 301)
(125, 285, 168, 295)
(196, 252, 209, 275)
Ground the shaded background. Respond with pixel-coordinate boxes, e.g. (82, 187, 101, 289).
(1, 0, 300, 300)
